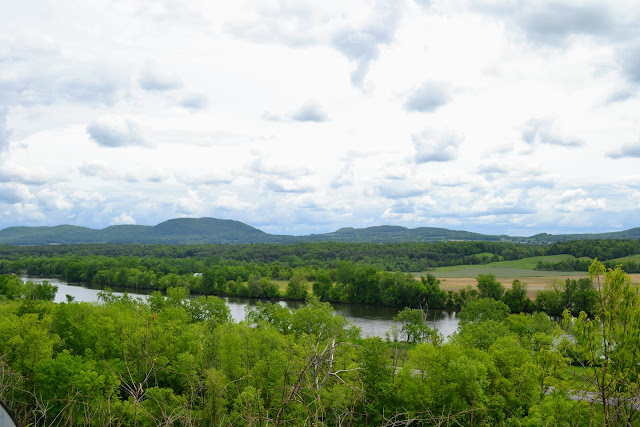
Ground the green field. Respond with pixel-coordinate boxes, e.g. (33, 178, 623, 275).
(421, 254, 586, 278)
(611, 254, 640, 263)
(483, 254, 581, 269)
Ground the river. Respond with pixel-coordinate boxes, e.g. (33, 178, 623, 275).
(22, 276, 461, 339)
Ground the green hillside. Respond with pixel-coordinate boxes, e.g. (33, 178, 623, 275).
(1, 217, 640, 245)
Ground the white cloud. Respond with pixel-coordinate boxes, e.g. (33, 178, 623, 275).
(558, 188, 588, 203)
(139, 63, 183, 91)
(558, 198, 606, 212)
(263, 102, 330, 123)
(404, 82, 451, 113)
(291, 103, 330, 122)
(0, 107, 11, 155)
(607, 140, 640, 159)
(0, 162, 59, 185)
(0, 183, 32, 204)
(36, 189, 73, 211)
(0, 0, 638, 235)
(522, 119, 583, 147)
(412, 130, 463, 163)
(111, 212, 136, 225)
(173, 189, 203, 215)
(86, 117, 146, 148)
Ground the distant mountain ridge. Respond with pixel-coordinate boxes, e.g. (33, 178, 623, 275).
(0, 217, 639, 245)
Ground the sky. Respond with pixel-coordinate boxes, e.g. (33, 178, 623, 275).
(1, 0, 640, 237)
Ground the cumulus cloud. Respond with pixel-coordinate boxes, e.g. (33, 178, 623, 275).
(558, 198, 606, 212)
(111, 212, 136, 225)
(404, 82, 451, 113)
(474, 1, 615, 46)
(139, 63, 183, 91)
(0, 40, 125, 106)
(381, 196, 437, 221)
(250, 157, 310, 178)
(213, 191, 253, 211)
(86, 117, 146, 148)
(291, 103, 330, 122)
(605, 89, 634, 104)
(1, 202, 45, 223)
(0, 183, 32, 204)
(522, 119, 583, 147)
(558, 188, 588, 203)
(331, 2, 404, 87)
(226, 1, 404, 87)
(177, 172, 232, 186)
(476, 164, 508, 175)
(36, 189, 73, 211)
(265, 179, 313, 193)
(0, 107, 11, 155)
(174, 189, 203, 215)
(180, 94, 208, 110)
(607, 141, 640, 159)
(263, 102, 330, 123)
(376, 180, 429, 199)
(261, 111, 286, 122)
(0, 163, 58, 185)
(78, 162, 168, 183)
(516, 2, 613, 45)
(412, 129, 463, 163)
(554, 188, 605, 212)
(78, 163, 109, 177)
(330, 163, 354, 189)
(620, 44, 640, 84)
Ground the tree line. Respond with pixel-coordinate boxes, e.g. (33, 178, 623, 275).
(1, 260, 638, 426)
(0, 252, 605, 315)
(2, 238, 639, 274)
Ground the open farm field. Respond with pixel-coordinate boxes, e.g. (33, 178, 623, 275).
(419, 257, 640, 297)
(273, 279, 311, 293)
(486, 254, 579, 269)
(611, 253, 640, 263)
(435, 274, 589, 298)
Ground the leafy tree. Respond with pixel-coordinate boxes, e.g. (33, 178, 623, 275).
(502, 279, 531, 313)
(534, 280, 565, 314)
(562, 277, 598, 315)
(458, 298, 510, 324)
(0, 275, 23, 300)
(286, 271, 308, 300)
(393, 307, 439, 344)
(560, 260, 640, 426)
(476, 273, 505, 300)
(360, 337, 394, 425)
(244, 301, 292, 334)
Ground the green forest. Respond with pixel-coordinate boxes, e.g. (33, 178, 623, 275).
(0, 240, 638, 314)
(1, 260, 639, 425)
(2, 239, 640, 273)
(1, 240, 640, 425)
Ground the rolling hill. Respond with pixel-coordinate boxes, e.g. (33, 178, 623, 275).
(0, 217, 639, 245)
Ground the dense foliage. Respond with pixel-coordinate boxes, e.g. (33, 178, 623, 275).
(2, 238, 640, 276)
(0, 240, 629, 314)
(0, 240, 546, 271)
(1, 260, 638, 426)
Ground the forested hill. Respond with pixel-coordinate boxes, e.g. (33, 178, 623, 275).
(0, 217, 639, 245)
(0, 218, 289, 245)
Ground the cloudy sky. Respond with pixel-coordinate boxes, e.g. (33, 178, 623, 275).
(1, 0, 640, 236)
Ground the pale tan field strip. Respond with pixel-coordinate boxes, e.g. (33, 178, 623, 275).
(434, 273, 640, 298)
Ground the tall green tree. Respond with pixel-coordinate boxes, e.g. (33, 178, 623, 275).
(560, 260, 640, 426)
(476, 273, 505, 300)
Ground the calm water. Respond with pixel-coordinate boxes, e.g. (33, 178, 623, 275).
(22, 276, 460, 339)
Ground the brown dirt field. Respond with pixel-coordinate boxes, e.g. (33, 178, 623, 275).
(436, 273, 640, 298)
